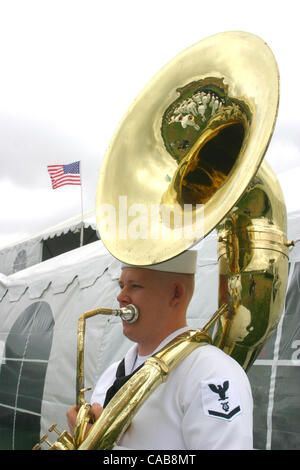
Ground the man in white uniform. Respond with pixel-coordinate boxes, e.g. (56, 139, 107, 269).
(67, 250, 253, 450)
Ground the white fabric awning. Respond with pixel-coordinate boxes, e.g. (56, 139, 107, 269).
(0, 240, 121, 302)
(0, 210, 98, 276)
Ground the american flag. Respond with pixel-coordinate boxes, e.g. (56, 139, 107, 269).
(47, 161, 81, 189)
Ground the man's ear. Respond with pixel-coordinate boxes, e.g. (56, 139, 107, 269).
(170, 282, 185, 306)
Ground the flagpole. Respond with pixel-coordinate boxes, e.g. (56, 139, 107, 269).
(79, 161, 84, 247)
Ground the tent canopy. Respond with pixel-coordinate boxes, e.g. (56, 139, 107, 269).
(0, 210, 99, 276)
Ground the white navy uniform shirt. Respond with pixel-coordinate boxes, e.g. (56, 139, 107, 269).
(91, 327, 253, 450)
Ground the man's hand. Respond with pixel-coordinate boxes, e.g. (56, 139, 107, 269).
(66, 404, 80, 436)
(66, 403, 103, 437)
(88, 402, 103, 424)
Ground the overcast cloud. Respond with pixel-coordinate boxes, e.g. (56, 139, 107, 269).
(0, 0, 299, 248)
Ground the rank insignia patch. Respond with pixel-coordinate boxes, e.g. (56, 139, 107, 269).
(201, 379, 242, 421)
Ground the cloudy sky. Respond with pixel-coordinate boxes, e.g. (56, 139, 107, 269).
(0, 0, 299, 249)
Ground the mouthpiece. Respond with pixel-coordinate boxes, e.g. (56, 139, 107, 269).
(114, 304, 139, 323)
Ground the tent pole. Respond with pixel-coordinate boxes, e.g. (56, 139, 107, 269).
(80, 162, 84, 247)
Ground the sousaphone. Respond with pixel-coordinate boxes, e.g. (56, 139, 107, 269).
(36, 31, 289, 450)
(96, 30, 289, 370)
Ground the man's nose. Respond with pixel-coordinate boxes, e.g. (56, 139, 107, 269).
(117, 287, 130, 305)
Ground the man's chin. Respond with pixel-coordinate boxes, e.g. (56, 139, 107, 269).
(122, 320, 138, 342)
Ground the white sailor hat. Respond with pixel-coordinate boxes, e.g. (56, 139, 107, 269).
(121, 250, 197, 274)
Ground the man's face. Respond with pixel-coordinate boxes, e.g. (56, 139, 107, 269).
(117, 267, 171, 344)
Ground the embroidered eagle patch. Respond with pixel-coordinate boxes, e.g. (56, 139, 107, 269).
(201, 379, 242, 421)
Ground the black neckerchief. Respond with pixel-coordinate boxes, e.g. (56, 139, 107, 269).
(103, 358, 145, 408)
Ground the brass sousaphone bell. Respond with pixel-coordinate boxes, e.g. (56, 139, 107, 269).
(37, 31, 289, 450)
(96, 31, 289, 369)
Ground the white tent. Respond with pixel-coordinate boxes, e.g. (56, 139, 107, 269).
(0, 210, 300, 450)
(0, 210, 98, 276)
